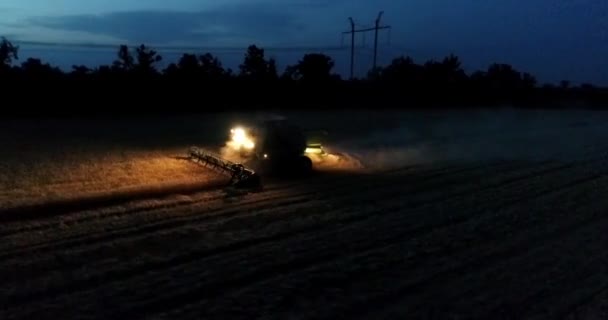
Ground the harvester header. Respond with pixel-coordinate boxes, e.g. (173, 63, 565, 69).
(188, 146, 261, 189)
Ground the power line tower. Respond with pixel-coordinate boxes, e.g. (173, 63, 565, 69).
(342, 11, 391, 79)
(348, 17, 355, 80)
(373, 11, 388, 70)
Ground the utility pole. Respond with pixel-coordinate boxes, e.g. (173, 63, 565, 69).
(342, 12, 391, 79)
(373, 11, 385, 70)
(348, 17, 355, 80)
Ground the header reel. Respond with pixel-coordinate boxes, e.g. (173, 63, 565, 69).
(188, 147, 261, 189)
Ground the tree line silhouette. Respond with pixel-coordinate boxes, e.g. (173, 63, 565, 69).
(1, 37, 606, 115)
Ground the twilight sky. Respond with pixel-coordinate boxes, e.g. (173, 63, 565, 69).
(1, 0, 606, 85)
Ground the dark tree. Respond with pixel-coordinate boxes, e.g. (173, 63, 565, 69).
(71, 65, 91, 75)
(20, 58, 62, 79)
(376, 56, 423, 84)
(485, 63, 523, 89)
(422, 54, 467, 86)
(178, 53, 199, 70)
(239, 45, 277, 81)
(267, 58, 278, 81)
(69, 65, 92, 83)
(366, 67, 383, 81)
(163, 53, 198, 78)
(0, 37, 604, 112)
(199, 53, 227, 80)
(164, 52, 227, 82)
(112, 45, 134, 71)
(522, 72, 537, 88)
(470, 70, 486, 82)
(440, 54, 467, 82)
(96, 65, 113, 76)
(21, 58, 50, 69)
(134, 44, 162, 74)
(284, 53, 335, 82)
(0, 37, 19, 72)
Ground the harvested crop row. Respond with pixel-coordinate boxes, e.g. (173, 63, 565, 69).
(4, 159, 608, 319)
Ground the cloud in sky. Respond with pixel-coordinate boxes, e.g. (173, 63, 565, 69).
(2, 1, 342, 46)
(0, 0, 607, 84)
(26, 9, 304, 46)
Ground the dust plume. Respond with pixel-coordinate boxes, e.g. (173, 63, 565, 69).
(308, 152, 365, 171)
(324, 108, 608, 171)
(219, 145, 248, 164)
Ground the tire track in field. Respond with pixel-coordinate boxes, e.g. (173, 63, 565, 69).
(164, 169, 608, 319)
(0, 161, 524, 282)
(5, 161, 606, 317)
(0, 165, 432, 244)
(0, 135, 600, 238)
(431, 206, 606, 313)
(573, 288, 608, 320)
(338, 193, 608, 319)
(0, 179, 228, 223)
(114, 172, 608, 319)
(1, 196, 438, 317)
(486, 232, 608, 319)
(2, 155, 604, 292)
(375, 225, 608, 320)
(2, 160, 462, 228)
(211, 177, 607, 320)
(487, 252, 608, 319)
(0, 161, 540, 302)
(0, 158, 561, 269)
(420, 218, 608, 319)
(0, 164, 454, 244)
(555, 284, 608, 320)
(0, 163, 445, 237)
(0, 159, 593, 270)
(0, 150, 574, 236)
(0, 161, 515, 259)
(0, 159, 600, 284)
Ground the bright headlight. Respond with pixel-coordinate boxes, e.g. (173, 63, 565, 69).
(229, 127, 255, 150)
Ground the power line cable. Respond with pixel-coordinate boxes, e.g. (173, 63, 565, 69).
(15, 40, 347, 53)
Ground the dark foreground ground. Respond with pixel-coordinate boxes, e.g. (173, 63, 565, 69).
(1, 156, 607, 319)
(2, 109, 608, 319)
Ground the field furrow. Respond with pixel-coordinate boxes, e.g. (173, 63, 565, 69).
(0, 162, 466, 238)
(161, 168, 608, 319)
(2, 163, 524, 295)
(0, 161, 519, 262)
(0, 158, 564, 282)
(0, 163, 452, 238)
(4, 159, 608, 319)
(3, 112, 608, 320)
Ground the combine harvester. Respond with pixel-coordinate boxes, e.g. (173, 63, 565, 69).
(188, 117, 346, 189)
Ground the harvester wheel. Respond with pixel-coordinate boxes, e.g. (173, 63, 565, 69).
(234, 172, 262, 189)
(299, 156, 313, 174)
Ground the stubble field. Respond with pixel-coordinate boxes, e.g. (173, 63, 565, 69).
(1, 109, 607, 319)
